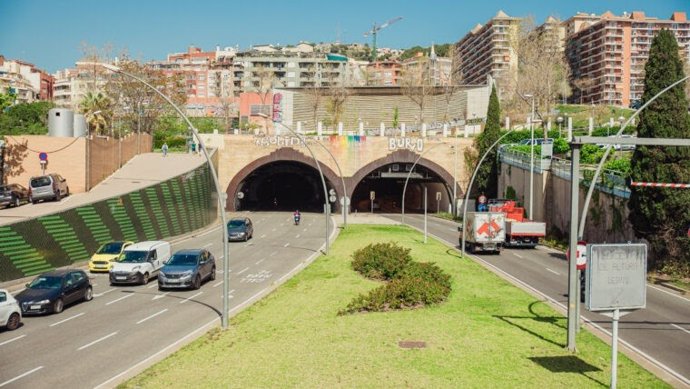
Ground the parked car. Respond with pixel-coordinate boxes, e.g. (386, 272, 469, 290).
(0, 183, 30, 208)
(88, 241, 134, 272)
(28, 173, 69, 204)
(109, 241, 171, 285)
(15, 269, 92, 315)
(158, 249, 216, 290)
(596, 135, 636, 151)
(519, 138, 554, 146)
(227, 217, 253, 242)
(0, 288, 22, 330)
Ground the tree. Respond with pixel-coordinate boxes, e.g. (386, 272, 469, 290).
(0, 88, 17, 113)
(473, 85, 502, 198)
(400, 56, 435, 126)
(304, 85, 326, 131)
(628, 29, 690, 274)
(0, 101, 54, 135)
(79, 91, 112, 135)
(325, 76, 350, 128)
(252, 65, 277, 133)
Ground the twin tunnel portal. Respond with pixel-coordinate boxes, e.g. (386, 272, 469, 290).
(221, 136, 471, 215)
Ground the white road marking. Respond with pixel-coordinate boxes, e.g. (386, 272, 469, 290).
(512, 252, 524, 259)
(94, 288, 115, 297)
(213, 281, 223, 287)
(105, 294, 133, 305)
(49, 312, 85, 327)
(180, 292, 203, 304)
(78, 331, 118, 350)
(648, 283, 690, 302)
(0, 366, 43, 388)
(237, 267, 249, 275)
(272, 228, 276, 232)
(136, 309, 168, 324)
(260, 234, 266, 239)
(256, 258, 265, 265)
(545, 268, 560, 275)
(152, 292, 169, 301)
(219, 255, 224, 260)
(147, 283, 158, 289)
(284, 243, 290, 247)
(203, 243, 213, 248)
(0, 334, 26, 347)
(270, 251, 277, 257)
(303, 228, 307, 232)
(295, 234, 301, 239)
(671, 323, 690, 335)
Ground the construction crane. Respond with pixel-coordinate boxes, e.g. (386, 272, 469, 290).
(363, 16, 402, 62)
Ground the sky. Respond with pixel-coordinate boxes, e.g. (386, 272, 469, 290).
(1, 0, 688, 73)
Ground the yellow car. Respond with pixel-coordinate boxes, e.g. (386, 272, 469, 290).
(88, 241, 134, 272)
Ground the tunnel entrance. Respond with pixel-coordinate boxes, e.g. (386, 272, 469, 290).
(351, 163, 450, 214)
(234, 161, 333, 212)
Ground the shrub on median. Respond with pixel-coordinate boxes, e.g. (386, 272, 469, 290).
(351, 242, 412, 281)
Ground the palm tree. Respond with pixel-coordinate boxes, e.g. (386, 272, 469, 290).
(79, 92, 112, 135)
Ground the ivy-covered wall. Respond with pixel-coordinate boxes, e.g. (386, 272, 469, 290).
(0, 164, 216, 282)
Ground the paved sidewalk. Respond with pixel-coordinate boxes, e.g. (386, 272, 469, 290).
(0, 152, 206, 226)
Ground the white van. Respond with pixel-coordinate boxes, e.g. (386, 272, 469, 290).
(109, 241, 171, 285)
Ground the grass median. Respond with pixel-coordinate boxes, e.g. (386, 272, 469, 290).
(122, 225, 668, 388)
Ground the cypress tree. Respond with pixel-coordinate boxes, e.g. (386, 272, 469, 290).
(473, 84, 502, 198)
(628, 29, 690, 273)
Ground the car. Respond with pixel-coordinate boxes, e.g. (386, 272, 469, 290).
(518, 138, 554, 146)
(227, 217, 253, 242)
(0, 183, 30, 208)
(88, 241, 134, 272)
(28, 173, 69, 204)
(109, 241, 171, 285)
(158, 249, 216, 290)
(597, 134, 636, 151)
(0, 288, 22, 331)
(15, 269, 92, 315)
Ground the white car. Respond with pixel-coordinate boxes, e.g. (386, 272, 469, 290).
(0, 289, 22, 331)
(109, 241, 171, 285)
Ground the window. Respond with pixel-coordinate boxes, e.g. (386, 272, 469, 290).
(72, 272, 85, 283)
(0, 291, 6, 302)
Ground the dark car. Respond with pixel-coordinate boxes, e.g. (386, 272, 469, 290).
(15, 269, 92, 315)
(227, 217, 253, 242)
(0, 183, 29, 208)
(158, 249, 216, 290)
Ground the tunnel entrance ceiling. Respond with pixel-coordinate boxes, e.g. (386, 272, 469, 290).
(351, 163, 449, 214)
(236, 161, 331, 212)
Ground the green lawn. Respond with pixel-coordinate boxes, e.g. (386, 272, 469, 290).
(121, 225, 668, 388)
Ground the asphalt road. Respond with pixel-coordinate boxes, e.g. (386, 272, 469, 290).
(0, 211, 335, 389)
(391, 213, 690, 388)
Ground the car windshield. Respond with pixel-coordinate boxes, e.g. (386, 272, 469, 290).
(97, 242, 125, 254)
(30, 176, 51, 187)
(228, 220, 245, 228)
(167, 254, 199, 266)
(28, 276, 62, 289)
(119, 250, 148, 263)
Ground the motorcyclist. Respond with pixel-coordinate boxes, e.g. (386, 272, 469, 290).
(293, 210, 301, 225)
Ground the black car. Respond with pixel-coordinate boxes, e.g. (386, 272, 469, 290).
(15, 269, 93, 315)
(158, 249, 216, 290)
(227, 217, 253, 242)
(0, 183, 29, 208)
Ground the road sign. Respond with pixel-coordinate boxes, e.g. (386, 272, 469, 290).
(586, 243, 647, 312)
(435, 192, 442, 201)
(478, 194, 487, 204)
(566, 240, 588, 270)
(370, 191, 375, 200)
(329, 195, 337, 203)
(329, 188, 336, 196)
(39, 152, 48, 161)
(339, 196, 350, 206)
(236, 192, 244, 199)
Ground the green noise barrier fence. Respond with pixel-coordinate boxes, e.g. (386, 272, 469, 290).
(0, 164, 216, 282)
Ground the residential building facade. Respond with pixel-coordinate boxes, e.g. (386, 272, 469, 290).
(0, 56, 54, 103)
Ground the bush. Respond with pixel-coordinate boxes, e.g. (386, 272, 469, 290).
(351, 242, 412, 281)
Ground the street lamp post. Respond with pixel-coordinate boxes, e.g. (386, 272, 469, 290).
(524, 94, 535, 220)
(82, 62, 232, 329)
(401, 142, 448, 224)
(260, 114, 335, 251)
(83, 110, 101, 192)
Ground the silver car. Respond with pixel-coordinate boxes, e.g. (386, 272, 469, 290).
(29, 173, 69, 204)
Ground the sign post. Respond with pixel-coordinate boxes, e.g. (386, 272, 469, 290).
(586, 243, 647, 389)
(370, 191, 375, 214)
(435, 191, 441, 213)
(567, 240, 587, 330)
(39, 152, 48, 175)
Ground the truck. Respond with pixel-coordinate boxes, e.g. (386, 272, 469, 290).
(459, 212, 506, 254)
(109, 241, 171, 285)
(489, 200, 545, 248)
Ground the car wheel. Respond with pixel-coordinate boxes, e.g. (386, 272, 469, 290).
(210, 266, 216, 281)
(30, 197, 37, 205)
(141, 272, 149, 285)
(66, 186, 70, 196)
(6, 313, 20, 330)
(55, 190, 61, 201)
(158, 284, 164, 291)
(193, 274, 201, 290)
(12, 195, 20, 207)
(53, 298, 64, 314)
(244, 234, 248, 242)
(83, 286, 93, 302)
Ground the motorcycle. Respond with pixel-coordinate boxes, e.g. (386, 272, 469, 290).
(294, 215, 301, 225)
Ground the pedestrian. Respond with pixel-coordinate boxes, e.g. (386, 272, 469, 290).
(162, 142, 169, 157)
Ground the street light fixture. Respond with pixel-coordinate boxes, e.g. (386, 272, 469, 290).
(524, 94, 535, 220)
(81, 62, 231, 329)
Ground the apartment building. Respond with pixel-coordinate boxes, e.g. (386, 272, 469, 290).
(566, 11, 690, 107)
(0, 56, 54, 103)
(401, 46, 453, 86)
(453, 10, 521, 93)
(366, 60, 402, 86)
(52, 63, 107, 110)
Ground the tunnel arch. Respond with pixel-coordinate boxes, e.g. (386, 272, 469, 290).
(225, 147, 342, 212)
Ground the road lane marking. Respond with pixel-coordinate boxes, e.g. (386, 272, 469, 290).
(0, 334, 26, 347)
(303, 228, 307, 232)
(284, 243, 290, 247)
(136, 309, 168, 324)
(546, 268, 560, 275)
(203, 243, 213, 248)
(671, 323, 690, 335)
(512, 253, 524, 259)
(180, 292, 203, 304)
(260, 234, 266, 239)
(213, 281, 223, 287)
(78, 331, 118, 350)
(237, 267, 249, 275)
(256, 258, 265, 265)
(147, 283, 158, 289)
(94, 288, 115, 297)
(272, 228, 276, 232)
(0, 366, 43, 388)
(295, 234, 300, 239)
(105, 294, 133, 305)
(152, 292, 169, 301)
(270, 251, 277, 257)
(49, 312, 84, 327)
